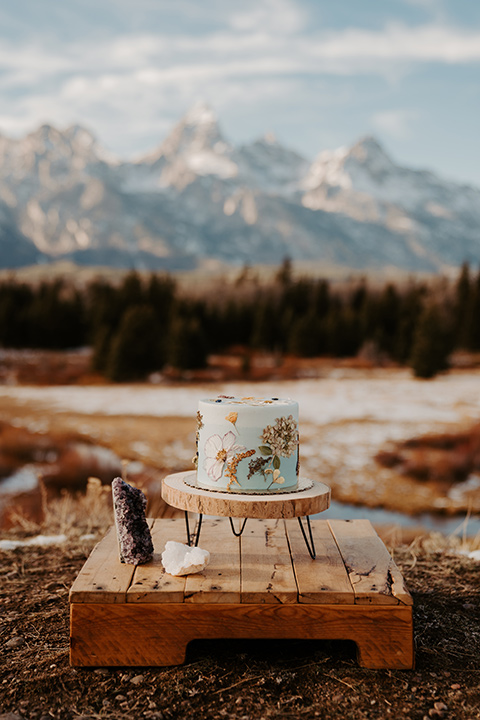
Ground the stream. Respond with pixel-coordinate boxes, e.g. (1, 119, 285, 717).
(319, 500, 480, 537)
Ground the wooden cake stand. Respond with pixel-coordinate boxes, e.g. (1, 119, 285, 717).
(161, 471, 331, 558)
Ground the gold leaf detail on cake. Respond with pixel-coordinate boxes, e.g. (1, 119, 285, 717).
(225, 448, 256, 490)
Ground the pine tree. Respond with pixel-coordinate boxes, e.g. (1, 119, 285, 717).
(454, 261, 472, 348)
(409, 303, 451, 379)
(288, 312, 325, 357)
(106, 305, 162, 381)
(168, 315, 208, 370)
(462, 267, 480, 351)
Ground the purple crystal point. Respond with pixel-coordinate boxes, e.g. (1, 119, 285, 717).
(112, 477, 153, 565)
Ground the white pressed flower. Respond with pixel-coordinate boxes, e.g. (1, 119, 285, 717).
(203, 432, 246, 481)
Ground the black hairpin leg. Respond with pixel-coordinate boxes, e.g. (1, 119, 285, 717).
(184, 511, 203, 547)
(229, 517, 248, 537)
(297, 516, 316, 559)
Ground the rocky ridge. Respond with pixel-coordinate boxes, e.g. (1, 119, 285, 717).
(1, 102, 479, 272)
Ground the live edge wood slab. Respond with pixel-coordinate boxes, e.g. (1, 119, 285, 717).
(70, 517, 414, 670)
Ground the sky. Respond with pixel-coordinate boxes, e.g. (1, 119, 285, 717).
(0, 0, 479, 186)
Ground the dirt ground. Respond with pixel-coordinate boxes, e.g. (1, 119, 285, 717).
(1, 536, 479, 720)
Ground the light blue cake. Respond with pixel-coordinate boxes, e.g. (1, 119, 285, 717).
(195, 396, 299, 493)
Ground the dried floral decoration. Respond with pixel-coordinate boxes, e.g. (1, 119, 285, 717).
(225, 449, 255, 490)
(249, 414, 299, 489)
(203, 432, 246, 481)
(192, 411, 204, 468)
(247, 456, 269, 479)
(261, 415, 298, 459)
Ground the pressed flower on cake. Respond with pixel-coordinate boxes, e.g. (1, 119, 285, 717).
(203, 432, 246, 481)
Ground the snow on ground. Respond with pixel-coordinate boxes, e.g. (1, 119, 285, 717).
(0, 534, 67, 550)
(1, 370, 479, 425)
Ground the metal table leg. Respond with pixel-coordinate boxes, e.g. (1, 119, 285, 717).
(297, 516, 316, 559)
(184, 511, 203, 547)
(229, 517, 248, 537)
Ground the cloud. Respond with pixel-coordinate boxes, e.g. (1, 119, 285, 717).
(371, 109, 420, 140)
(315, 22, 480, 64)
(1, 7, 480, 157)
(2, 20, 480, 94)
(228, 0, 307, 34)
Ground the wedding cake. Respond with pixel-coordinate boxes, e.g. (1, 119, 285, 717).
(194, 396, 299, 493)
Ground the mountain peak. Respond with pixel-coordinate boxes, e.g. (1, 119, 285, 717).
(353, 135, 385, 153)
(348, 135, 393, 170)
(155, 101, 227, 166)
(183, 101, 217, 127)
(64, 124, 96, 147)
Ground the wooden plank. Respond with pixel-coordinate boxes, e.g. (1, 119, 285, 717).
(184, 518, 241, 603)
(69, 526, 137, 604)
(240, 519, 297, 604)
(127, 518, 188, 603)
(328, 519, 413, 606)
(285, 519, 355, 604)
(70, 602, 414, 669)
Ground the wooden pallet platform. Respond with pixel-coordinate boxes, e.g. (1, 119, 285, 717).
(70, 518, 414, 669)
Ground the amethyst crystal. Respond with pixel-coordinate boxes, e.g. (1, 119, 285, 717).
(112, 477, 153, 565)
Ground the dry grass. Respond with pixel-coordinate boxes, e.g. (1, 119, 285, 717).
(375, 422, 480, 483)
(6, 477, 113, 539)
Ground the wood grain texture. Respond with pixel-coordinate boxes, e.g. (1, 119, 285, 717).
(286, 520, 355, 604)
(69, 526, 137, 604)
(127, 518, 188, 603)
(184, 518, 241, 603)
(161, 471, 330, 518)
(328, 519, 413, 606)
(70, 602, 414, 669)
(240, 519, 297, 604)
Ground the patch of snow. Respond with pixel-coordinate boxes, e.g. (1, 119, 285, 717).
(186, 150, 238, 179)
(125, 459, 146, 474)
(184, 101, 217, 127)
(162, 439, 194, 467)
(1, 372, 480, 425)
(448, 473, 480, 503)
(0, 466, 38, 494)
(71, 442, 120, 470)
(0, 534, 67, 550)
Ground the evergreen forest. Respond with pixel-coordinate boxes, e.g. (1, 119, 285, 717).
(0, 261, 479, 381)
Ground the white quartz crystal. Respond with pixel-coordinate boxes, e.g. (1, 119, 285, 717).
(161, 541, 210, 576)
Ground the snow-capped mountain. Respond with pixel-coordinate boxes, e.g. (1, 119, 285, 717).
(0, 103, 479, 272)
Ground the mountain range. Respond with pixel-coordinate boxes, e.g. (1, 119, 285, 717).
(0, 101, 479, 273)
